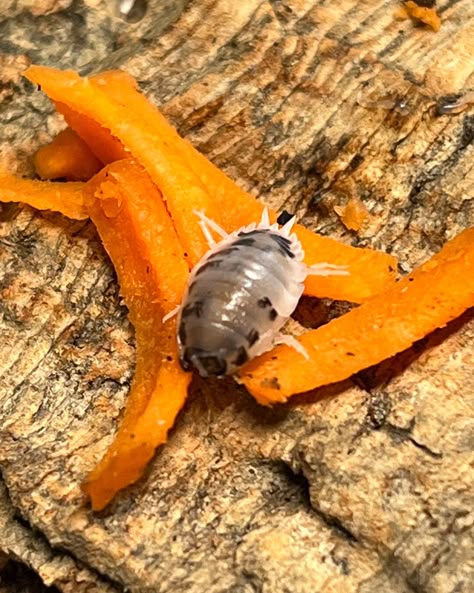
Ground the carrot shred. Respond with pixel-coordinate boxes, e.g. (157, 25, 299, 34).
(81, 159, 190, 510)
(239, 228, 474, 405)
(56, 103, 127, 164)
(53, 71, 136, 164)
(34, 127, 102, 181)
(24, 65, 398, 303)
(334, 197, 369, 232)
(403, 1, 441, 32)
(0, 169, 87, 219)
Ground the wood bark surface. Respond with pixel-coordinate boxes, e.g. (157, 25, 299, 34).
(0, 1, 473, 591)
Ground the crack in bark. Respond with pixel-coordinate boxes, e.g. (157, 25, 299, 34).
(311, 506, 360, 544)
(0, 475, 122, 593)
(382, 420, 443, 459)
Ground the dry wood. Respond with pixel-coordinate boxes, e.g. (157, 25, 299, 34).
(0, 1, 473, 592)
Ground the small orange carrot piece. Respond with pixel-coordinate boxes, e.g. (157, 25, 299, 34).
(404, 1, 441, 32)
(334, 197, 369, 232)
(81, 159, 190, 510)
(0, 169, 87, 219)
(33, 127, 102, 181)
(240, 228, 474, 405)
(24, 65, 397, 303)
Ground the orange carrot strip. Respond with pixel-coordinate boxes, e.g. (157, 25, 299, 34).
(81, 159, 190, 510)
(0, 169, 87, 219)
(56, 103, 127, 164)
(24, 66, 397, 302)
(240, 228, 474, 405)
(53, 72, 135, 164)
(33, 127, 102, 181)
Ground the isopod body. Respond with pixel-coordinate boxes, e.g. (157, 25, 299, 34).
(176, 209, 347, 377)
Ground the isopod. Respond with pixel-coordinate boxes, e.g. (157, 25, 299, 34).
(171, 208, 348, 377)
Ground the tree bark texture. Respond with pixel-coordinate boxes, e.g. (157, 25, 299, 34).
(0, 1, 473, 592)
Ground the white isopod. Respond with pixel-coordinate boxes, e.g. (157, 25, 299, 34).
(171, 208, 348, 377)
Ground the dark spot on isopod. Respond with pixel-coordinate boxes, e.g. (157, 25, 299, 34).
(269, 308, 278, 321)
(210, 247, 239, 258)
(237, 230, 262, 238)
(182, 301, 204, 318)
(234, 237, 256, 247)
(276, 210, 293, 225)
(233, 346, 249, 366)
(257, 296, 272, 308)
(346, 352, 355, 356)
(234, 229, 266, 247)
(247, 328, 259, 346)
(195, 259, 223, 275)
(268, 233, 294, 258)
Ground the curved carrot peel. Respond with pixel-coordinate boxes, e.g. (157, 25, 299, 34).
(56, 103, 127, 164)
(34, 127, 102, 181)
(24, 65, 398, 303)
(81, 159, 190, 510)
(239, 228, 474, 405)
(0, 169, 87, 219)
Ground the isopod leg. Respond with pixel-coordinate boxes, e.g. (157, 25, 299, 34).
(280, 215, 297, 236)
(274, 334, 309, 360)
(162, 304, 180, 323)
(199, 220, 217, 246)
(194, 210, 228, 246)
(260, 207, 270, 226)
